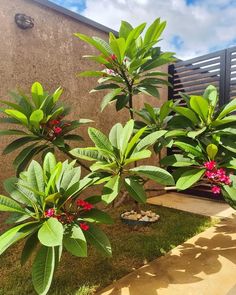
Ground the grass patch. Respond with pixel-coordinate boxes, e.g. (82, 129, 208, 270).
(0, 204, 214, 295)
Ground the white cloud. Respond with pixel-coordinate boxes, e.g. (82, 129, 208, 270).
(79, 0, 236, 60)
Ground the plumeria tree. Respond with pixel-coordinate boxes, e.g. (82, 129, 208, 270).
(0, 82, 91, 174)
(75, 18, 175, 118)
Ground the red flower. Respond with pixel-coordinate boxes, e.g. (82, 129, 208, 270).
(205, 171, 215, 179)
(76, 199, 86, 207)
(45, 208, 55, 217)
(224, 176, 232, 185)
(110, 54, 117, 61)
(211, 186, 221, 194)
(76, 199, 93, 211)
(204, 161, 216, 171)
(51, 120, 60, 125)
(80, 222, 89, 231)
(54, 126, 62, 135)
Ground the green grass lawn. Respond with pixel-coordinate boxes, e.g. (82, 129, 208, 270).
(0, 204, 214, 295)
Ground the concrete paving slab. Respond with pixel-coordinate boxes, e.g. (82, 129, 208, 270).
(147, 193, 235, 218)
(97, 215, 236, 295)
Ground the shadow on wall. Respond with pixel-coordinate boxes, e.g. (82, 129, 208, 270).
(97, 215, 236, 295)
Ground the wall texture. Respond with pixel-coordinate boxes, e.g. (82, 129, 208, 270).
(0, 0, 168, 192)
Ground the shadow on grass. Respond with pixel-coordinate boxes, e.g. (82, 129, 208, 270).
(97, 215, 236, 295)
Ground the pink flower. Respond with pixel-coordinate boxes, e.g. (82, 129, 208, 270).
(83, 203, 93, 211)
(50, 120, 60, 126)
(80, 222, 89, 231)
(76, 199, 86, 207)
(224, 176, 232, 185)
(45, 208, 55, 217)
(54, 126, 62, 135)
(204, 161, 216, 171)
(205, 171, 215, 179)
(211, 186, 221, 194)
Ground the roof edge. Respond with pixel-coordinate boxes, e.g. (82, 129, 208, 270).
(32, 0, 118, 35)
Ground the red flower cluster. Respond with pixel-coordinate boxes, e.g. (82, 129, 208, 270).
(44, 208, 75, 224)
(44, 208, 55, 217)
(76, 199, 93, 211)
(41, 117, 71, 140)
(79, 222, 89, 231)
(204, 161, 232, 194)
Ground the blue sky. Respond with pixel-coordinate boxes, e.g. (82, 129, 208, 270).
(51, 0, 236, 59)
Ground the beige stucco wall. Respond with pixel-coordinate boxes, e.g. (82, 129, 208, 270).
(0, 0, 168, 192)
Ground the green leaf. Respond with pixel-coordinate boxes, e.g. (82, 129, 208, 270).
(187, 127, 206, 139)
(217, 98, 236, 119)
(4, 109, 28, 126)
(124, 177, 146, 203)
(119, 120, 134, 155)
(144, 18, 161, 44)
(102, 175, 121, 204)
(52, 87, 63, 103)
(32, 246, 55, 295)
(0, 129, 28, 136)
(124, 150, 151, 164)
(100, 88, 122, 111)
(203, 85, 218, 107)
(176, 168, 205, 190)
(3, 136, 38, 155)
(136, 130, 167, 151)
(70, 147, 103, 161)
(43, 152, 57, 176)
(125, 23, 146, 51)
(160, 154, 197, 167)
(206, 144, 218, 160)
(84, 223, 112, 257)
(174, 142, 203, 158)
(81, 208, 114, 224)
(63, 225, 87, 257)
(74, 33, 110, 56)
(190, 95, 209, 122)
(28, 160, 45, 202)
(137, 85, 159, 98)
(30, 109, 44, 129)
(21, 232, 39, 266)
(173, 106, 199, 124)
(119, 20, 133, 39)
(88, 127, 113, 153)
(130, 165, 175, 185)
(222, 185, 236, 210)
(0, 222, 39, 255)
(160, 101, 172, 122)
(0, 194, 26, 214)
(31, 82, 44, 108)
(109, 123, 123, 149)
(38, 218, 63, 247)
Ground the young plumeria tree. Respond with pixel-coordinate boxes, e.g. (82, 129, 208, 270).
(0, 153, 112, 295)
(0, 82, 91, 174)
(75, 18, 175, 118)
(71, 120, 174, 205)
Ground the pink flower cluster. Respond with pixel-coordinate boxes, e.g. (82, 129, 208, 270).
(204, 161, 232, 194)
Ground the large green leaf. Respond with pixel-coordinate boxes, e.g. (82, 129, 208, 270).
(0, 222, 39, 255)
(203, 85, 218, 107)
(4, 109, 28, 126)
(30, 109, 44, 129)
(100, 88, 122, 111)
(84, 223, 112, 257)
(130, 165, 174, 185)
(3, 136, 38, 155)
(21, 232, 39, 266)
(137, 85, 159, 98)
(119, 20, 133, 39)
(124, 177, 146, 203)
(125, 127, 146, 156)
(109, 123, 123, 149)
(190, 96, 209, 122)
(102, 175, 121, 204)
(160, 154, 197, 167)
(217, 98, 236, 120)
(28, 160, 45, 197)
(119, 120, 134, 155)
(173, 106, 199, 124)
(32, 246, 55, 295)
(124, 150, 151, 164)
(136, 130, 167, 151)
(31, 82, 44, 108)
(88, 127, 113, 153)
(43, 153, 57, 177)
(0, 129, 28, 136)
(174, 142, 203, 158)
(0, 194, 26, 214)
(70, 147, 103, 161)
(38, 218, 63, 247)
(81, 208, 114, 224)
(63, 225, 87, 257)
(176, 168, 205, 190)
(222, 185, 236, 210)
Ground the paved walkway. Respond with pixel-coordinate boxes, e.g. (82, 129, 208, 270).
(147, 193, 235, 218)
(97, 196, 236, 295)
